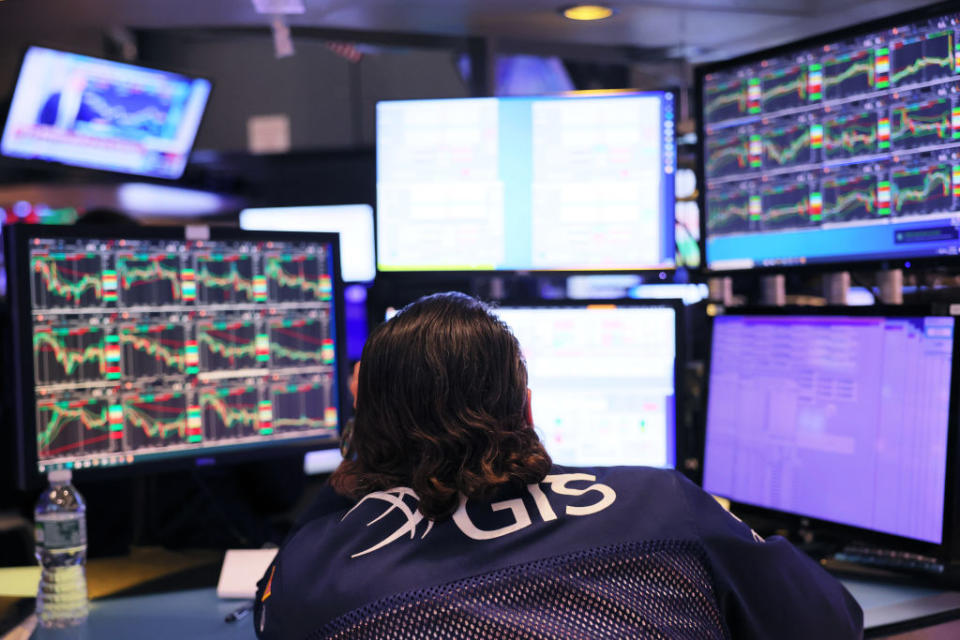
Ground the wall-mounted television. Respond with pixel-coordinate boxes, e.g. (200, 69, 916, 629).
(1, 46, 211, 179)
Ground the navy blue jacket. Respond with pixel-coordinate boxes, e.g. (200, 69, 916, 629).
(254, 466, 863, 639)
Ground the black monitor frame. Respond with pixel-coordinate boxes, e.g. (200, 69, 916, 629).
(3, 224, 347, 490)
(374, 89, 680, 278)
(492, 297, 685, 470)
(701, 305, 960, 564)
(0, 44, 213, 181)
(695, 0, 960, 275)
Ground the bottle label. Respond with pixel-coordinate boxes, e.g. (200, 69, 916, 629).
(35, 518, 87, 549)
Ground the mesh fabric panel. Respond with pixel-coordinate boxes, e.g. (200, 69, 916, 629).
(312, 540, 727, 640)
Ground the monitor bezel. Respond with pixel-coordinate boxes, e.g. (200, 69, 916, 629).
(374, 89, 679, 277)
(491, 297, 685, 470)
(701, 305, 960, 561)
(695, 0, 960, 274)
(0, 44, 213, 181)
(3, 223, 348, 491)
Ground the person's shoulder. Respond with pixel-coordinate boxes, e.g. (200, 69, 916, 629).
(291, 482, 357, 532)
(550, 464, 692, 492)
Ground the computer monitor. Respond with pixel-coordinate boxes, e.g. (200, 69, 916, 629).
(3, 224, 345, 488)
(698, 3, 960, 271)
(376, 91, 676, 273)
(702, 310, 959, 556)
(1, 46, 211, 179)
(493, 300, 680, 468)
(239, 205, 375, 283)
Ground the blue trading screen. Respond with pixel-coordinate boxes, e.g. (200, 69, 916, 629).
(377, 92, 676, 272)
(24, 235, 339, 474)
(703, 314, 954, 544)
(1, 46, 211, 179)
(702, 9, 960, 269)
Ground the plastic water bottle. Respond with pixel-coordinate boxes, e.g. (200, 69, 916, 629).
(34, 469, 89, 628)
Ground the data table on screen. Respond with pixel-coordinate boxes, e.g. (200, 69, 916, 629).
(704, 315, 953, 544)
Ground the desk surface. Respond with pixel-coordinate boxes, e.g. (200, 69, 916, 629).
(6, 573, 960, 639)
(30, 589, 257, 640)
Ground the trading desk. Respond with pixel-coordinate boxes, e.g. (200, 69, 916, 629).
(5, 557, 960, 639)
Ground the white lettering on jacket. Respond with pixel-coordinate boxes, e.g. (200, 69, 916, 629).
(345, 474, 616, 557)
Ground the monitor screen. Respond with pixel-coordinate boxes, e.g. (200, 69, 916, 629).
(493, 302, 678, 468)
(4, 226, 343, 479)
(700, 6, 960, 270)
(376, 92, 676, 272)
(703, 313, 955, 544)
(1, 46, 211, 179)
(239, 205, 375, 283)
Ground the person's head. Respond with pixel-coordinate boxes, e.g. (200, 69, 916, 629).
(330, 292, 551, 520)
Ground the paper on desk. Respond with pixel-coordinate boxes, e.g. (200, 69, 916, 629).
(0, 566, 40, 597)
(217, 549, 278, 599)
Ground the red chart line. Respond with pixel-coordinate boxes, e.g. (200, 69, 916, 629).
(43, 432, 113, 457)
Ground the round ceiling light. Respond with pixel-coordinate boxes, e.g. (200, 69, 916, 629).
(561, 5, 616, 21)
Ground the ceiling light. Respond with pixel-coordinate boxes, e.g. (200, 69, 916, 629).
(561, 5, 616, 21)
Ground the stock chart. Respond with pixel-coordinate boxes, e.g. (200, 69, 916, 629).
(702, 9, 960, 267)
(27, 236, 340, 473)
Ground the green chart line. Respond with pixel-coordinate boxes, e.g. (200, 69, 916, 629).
(119, 332, 188, 371)
(196, 261, 257, 298)
(33, 258, 102, 300)
(892, 170, 950, 211)
(824, 59, 873, 89)
(824, 188, 875, 219)
(38, 404, 109, 452)
(764, 129, 810, 165)
(125, 405, 188, 440)
(200, 391, 259, 430)
(891, 104, 950, 141)
(120, 260, 181, 299)
(33, 332, 106, 376)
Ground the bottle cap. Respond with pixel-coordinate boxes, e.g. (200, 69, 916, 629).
(48, 469, 72, 484)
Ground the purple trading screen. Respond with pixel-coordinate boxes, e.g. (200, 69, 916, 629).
(703, 314, 954, 544)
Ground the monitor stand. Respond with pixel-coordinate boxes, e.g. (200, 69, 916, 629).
(760, 274, 785, 306)
(823, 271, 850, 305)
(877, 269, 903, 304)
(707, 276, 733, 306)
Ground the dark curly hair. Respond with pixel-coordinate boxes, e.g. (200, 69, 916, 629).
(329, 292, 552, 520)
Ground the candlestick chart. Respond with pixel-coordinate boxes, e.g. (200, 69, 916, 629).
(119, 322, 188, 378)
(824, 111, 878, 160)
(891, 32, 954, 86)
(199, 384, 259, 440)
(704, 78, 747, 123)
(707, 188, 752, 234)
(761, 65, 807, 112)
(23, 234, 340, 471)
(197, 320, 264, 371)
(269, 316, 334, 368)
(891, 164, 952, 216)
(822, 174, 881, 222)
(36, 398, 113, 459)
(823, 50, 874, 100)
(763, 123, 816, 168)
(31, 253, 104, 309)
(124, 392, 190, 449)
(265, 254, 332, 303)
(195, 253, 258, 304)
(33, 325, 109, 385)
(117, 253, 181, 306)
(269, 378, 337, 434)
(891, 99, 953, 150)
(761, 182, 814, 230)
(706, 132, 751, 177)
